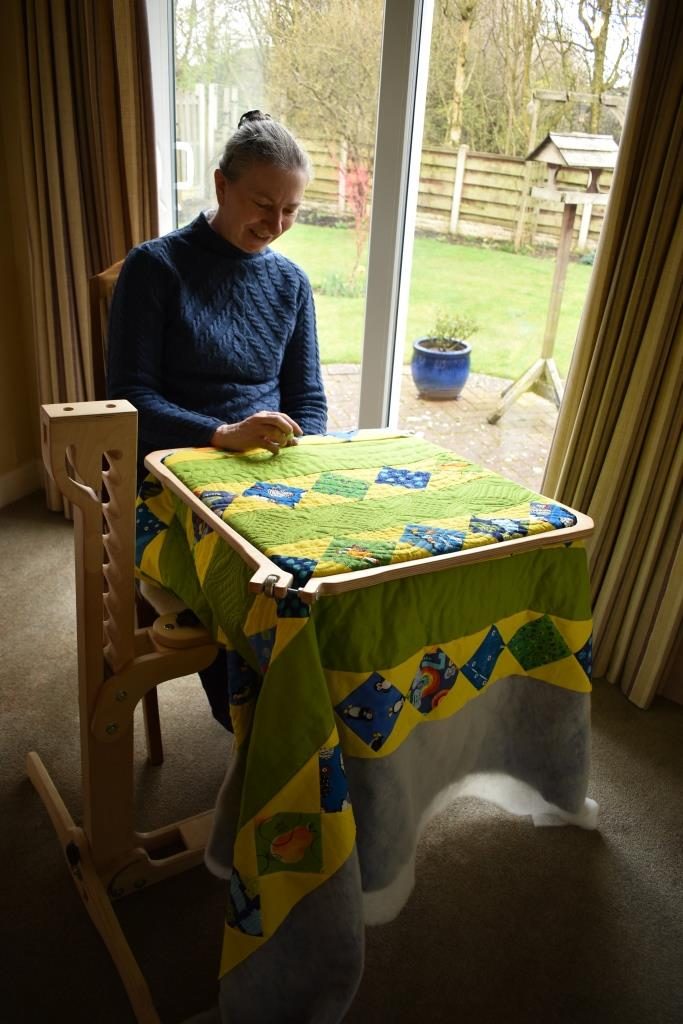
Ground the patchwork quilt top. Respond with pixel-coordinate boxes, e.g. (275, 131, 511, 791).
(135, 432, 593, 995)
(138, 432, 578, 594)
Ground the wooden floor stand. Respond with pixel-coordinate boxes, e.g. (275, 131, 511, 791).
(30, 401, 219, 1022)
(488, 199, 581, 425)
(487, 355, 564, 424)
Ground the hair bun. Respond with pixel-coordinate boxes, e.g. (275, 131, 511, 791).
(238, 110, 273, 128)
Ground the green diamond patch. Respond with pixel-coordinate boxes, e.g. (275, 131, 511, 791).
(312, 472, 370, 499)
(508, 614, 572, 671)
(323, 535, 396, 570)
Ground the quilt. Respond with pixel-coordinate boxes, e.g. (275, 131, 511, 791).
(135, 433, 594, 1023)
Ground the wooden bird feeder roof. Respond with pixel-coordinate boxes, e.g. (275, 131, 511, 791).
(527, 132, 618, 170)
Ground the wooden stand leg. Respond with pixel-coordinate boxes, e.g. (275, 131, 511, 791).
(142, 690, 164, 767)
(26, 752, 161, 1024)
(135, 592, 164, 767)
(487, 203, 575, 425)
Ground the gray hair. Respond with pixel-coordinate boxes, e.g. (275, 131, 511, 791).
(218, 110, 312, 182)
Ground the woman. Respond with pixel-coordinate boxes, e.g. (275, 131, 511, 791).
(107, 109, 327, 483)
(107, 111, 327, 730)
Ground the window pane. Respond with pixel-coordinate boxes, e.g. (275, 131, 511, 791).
(390, 1, 643, 491)
(173, 0, 384, 429)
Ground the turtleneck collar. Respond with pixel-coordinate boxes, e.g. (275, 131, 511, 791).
(189, 211, 266, 260)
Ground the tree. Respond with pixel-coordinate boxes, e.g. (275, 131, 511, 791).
(174, 0, 644, 176)
(424, 1, 480, 148)
(426, 0, 642, 155)
(246, 0, 383, 276)
(428, 0, 545, 156)
(546, 0, 645, 131)
(446, 1, 480, 148)
(175, 0, 249, 90)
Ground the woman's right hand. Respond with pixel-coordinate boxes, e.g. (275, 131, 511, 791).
(210, 411, 303, 455)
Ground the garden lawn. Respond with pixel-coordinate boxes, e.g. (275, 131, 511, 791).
(273, 223, 593, 380)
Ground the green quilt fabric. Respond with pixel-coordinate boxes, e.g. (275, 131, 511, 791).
(143, 432, 578, 585)
(134, 432, 592, 983)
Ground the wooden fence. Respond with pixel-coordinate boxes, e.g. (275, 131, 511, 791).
(303, 140, 612, 252)
(176, 88, 611, 251)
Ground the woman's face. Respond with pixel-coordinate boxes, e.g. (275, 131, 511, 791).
(212, 161, 307, 253)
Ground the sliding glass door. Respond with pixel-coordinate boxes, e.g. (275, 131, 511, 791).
(148, 0, 642, 485)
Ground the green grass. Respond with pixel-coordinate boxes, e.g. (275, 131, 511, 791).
(273, 224, 593, 379)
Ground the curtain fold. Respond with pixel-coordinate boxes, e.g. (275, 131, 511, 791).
(543, 0, 683, 708)
(15, 0, 158, 511)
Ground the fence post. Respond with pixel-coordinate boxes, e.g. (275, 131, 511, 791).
(196, 83, 206, 184)
(449, 144, 468, 236)
(208, 84, 218, 164)
(338, 139, 348, 214)
(514, 161, 531, 250)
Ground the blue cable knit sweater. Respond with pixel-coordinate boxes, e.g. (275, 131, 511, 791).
(107, 213, 327, 475)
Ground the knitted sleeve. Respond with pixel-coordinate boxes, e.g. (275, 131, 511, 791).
(278, 272, 328, 434)
(106, 247, 224, 451)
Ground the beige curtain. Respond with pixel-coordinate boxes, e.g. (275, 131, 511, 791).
(542, 0, 682, 708)
(15, 0, 158, 511)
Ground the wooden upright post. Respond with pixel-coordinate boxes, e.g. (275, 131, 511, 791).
(541, 202, 577, 358)
(449, 144, 468, 236)
(489, 185, 607, 425)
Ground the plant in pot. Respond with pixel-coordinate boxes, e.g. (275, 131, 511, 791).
(410, 310, 478, 399)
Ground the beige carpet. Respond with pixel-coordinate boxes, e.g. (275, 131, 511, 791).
(1, 492, 681, 1024)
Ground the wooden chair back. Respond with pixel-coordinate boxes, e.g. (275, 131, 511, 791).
(89, 259, 124, 399)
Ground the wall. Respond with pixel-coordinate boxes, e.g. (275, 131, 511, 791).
(0, 1, 41, 508)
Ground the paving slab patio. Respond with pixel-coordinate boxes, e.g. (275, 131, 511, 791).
(321, 364, 559, 494)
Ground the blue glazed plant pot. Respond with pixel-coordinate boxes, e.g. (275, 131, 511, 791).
(411, 337, 472, 399)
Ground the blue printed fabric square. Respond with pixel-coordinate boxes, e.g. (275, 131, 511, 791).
(575, 635, 593, 680)
(319, 745, 350, 812)
(408, 648, 459, 713)
(269, 555, 317, 619)
(530, 502, 576, 529)
(138, 477, 163, 502)
(401, 523, 466, 556)
(336, 672, 405, 751)
(461, 626, 505, 690)
(192, 512, 212, 543)
(226, 650, 262, 706)
(375, 466, 431, 489)
(135, 505, 167, 566)
(243, 481, 306, 507)
(226, 868, 262, 936)
(247, 627, 276, 673)
(198, 489, 237, 516)
(469, 516, 528, 541)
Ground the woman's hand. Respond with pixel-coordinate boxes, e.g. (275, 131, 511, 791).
(211, 411, 303, 455)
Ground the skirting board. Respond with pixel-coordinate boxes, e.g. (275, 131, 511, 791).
(0, 459, 41, 509)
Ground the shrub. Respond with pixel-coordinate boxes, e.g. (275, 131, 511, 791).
(314, 271, 366, 298)
(430, 310, 479, 343)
